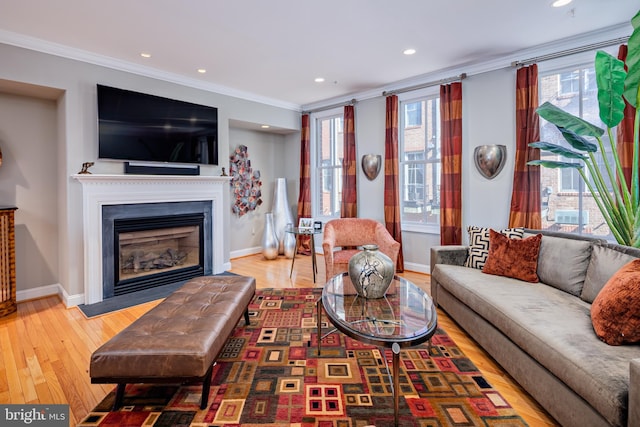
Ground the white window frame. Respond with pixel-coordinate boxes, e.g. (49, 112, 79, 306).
(538, 48, 617, 237)
(399, 87, 441, 234)
(310, 107, 343, 221)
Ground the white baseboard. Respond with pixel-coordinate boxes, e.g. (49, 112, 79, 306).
(17, 283, 60, 302)
(230, 246, 262, 259)
(404, 262, 430, 275)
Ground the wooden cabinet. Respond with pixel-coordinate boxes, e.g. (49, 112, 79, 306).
(0, 207, 17, 317)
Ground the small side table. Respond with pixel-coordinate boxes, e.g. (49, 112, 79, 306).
(0, 206, 17, 317)
(286, 227, 322, 282)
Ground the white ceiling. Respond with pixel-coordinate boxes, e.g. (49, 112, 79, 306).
(0, 0, 637, 109)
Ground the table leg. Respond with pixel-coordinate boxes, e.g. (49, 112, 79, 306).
(289, 235, 298, 278)
(392, 342, 400, 427)
(310, 234, 317, 282)
(316, 298, 322, 355)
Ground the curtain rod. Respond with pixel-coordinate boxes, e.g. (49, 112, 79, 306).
(512, 36, 629, 67)
(382, 73, 467, 97)
(302, 98, 356, 115)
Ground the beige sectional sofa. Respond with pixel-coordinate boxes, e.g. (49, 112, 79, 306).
(430, 229, 640, 427)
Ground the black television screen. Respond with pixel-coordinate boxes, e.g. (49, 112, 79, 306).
(97, 84, 218, 165)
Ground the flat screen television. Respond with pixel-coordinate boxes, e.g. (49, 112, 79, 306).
(97, 84, 218, 165)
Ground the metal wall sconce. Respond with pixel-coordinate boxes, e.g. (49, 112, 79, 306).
(474, 145, 507, 180)
(361, 154, 382, 180)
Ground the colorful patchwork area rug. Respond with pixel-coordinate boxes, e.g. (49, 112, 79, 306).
(80, 288, 528, 427)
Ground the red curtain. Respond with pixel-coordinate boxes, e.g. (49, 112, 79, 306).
(440, 83, 463, 245)
(617, 45, 637, 188)
(341, 105, 358, 218)
(296, 114, 312, 254)
(384, 95, 404, 272)
(509, 64, 542, 229)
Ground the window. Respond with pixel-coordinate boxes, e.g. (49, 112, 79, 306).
(314, 112, 343, 218)
(400, 93, 440, 233)
(539, 63, 613, 239)
(404, 101, 422, 127)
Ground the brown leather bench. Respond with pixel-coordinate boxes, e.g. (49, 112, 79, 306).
(89, 275, 256, 409)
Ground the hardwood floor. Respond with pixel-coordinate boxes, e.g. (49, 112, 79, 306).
(0, 253, 559, 426)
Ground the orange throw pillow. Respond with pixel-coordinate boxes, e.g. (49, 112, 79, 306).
(591, 259, 640, 345)
(482, 229, 542, 283)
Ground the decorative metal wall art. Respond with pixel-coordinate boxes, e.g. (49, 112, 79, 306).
(230, 145, 262, 216)
(361, 154, 382, 180)
(474, 145, 507, 180)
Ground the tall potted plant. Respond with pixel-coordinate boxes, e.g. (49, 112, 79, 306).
(528, 9, 640, 247)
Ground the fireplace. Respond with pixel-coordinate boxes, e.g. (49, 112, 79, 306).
(74, 174, 229, 305)
(102, 201, 212, 298)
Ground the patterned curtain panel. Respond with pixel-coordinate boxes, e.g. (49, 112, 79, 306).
(616, 45, 637, 188)
(341, 105, 358, 218)
(296, 114, 312, 254)
(384, 95, 404, 272)
(508, 64, 541, 229)
(440, 83, 463, 245)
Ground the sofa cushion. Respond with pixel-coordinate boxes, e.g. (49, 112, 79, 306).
(464, 226, 524, 269)
(591, 259, 640, 345)
(482, 230, 541, 282)
(582, 244, 640, 303)
(432, 264, 639, 427)
(534, 234, 592, 296)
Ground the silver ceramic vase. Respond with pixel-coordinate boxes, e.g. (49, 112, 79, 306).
(272, 178, 294, 254)
(348, 244, 394, 299)
(283, 223, 296, 259)
(262, 212, 279, 260)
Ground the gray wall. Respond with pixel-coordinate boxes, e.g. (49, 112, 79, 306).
(0, 92, 60, 293)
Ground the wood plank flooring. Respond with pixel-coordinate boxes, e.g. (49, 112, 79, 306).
(0, 252, 559, 426)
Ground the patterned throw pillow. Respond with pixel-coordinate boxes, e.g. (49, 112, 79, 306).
(464, 226, 525, 269)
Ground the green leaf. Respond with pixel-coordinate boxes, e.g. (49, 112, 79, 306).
(527, 159, 582, 169)
(595, 51, 626, 127)
(557, 127, 598, 152)
(536, 102, 604, 138)
(528, 141, 586, 159)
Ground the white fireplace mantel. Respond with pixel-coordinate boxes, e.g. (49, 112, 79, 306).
(73, 174, 230, 305)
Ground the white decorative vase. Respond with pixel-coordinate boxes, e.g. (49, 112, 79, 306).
(262, 213, 279, 260)
(272, 178, 294, 255)
(283, 223, 296, 259)
(348, 244, 394, 299)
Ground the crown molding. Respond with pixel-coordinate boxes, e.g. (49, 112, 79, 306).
(301, 22, 632, 112)
(0, 29, 302, 112)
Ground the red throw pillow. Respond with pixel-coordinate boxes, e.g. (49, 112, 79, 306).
(591, 259, 640, 345)
(482, 229, 542, 283)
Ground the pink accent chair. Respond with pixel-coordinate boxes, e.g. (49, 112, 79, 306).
(322, 218, 401, 283)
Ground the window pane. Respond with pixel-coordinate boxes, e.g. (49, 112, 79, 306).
(315, 114, 343, 218)
(400, 97, 440, 229)
(539, 67, 612, 239)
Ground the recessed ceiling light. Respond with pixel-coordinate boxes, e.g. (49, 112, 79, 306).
(403, 48, 416, 55)
(261, 125, 270, 129)
(314, 77, 325, 83)
(552, 0, 572, 7)
(140, 52, 152, 58)
(197, 68, 207, 74)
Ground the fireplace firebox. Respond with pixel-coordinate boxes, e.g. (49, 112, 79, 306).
(114, 214, 204, 296)
(102, 201, 213, 299)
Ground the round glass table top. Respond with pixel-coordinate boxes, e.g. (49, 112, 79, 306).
(321, 272, 437, 348)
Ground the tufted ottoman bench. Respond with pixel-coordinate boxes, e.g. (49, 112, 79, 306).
(89, 275, 256, 409)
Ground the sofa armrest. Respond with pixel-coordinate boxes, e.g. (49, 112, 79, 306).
(631, 359, 640, 427)
(430, 245, 468, 274)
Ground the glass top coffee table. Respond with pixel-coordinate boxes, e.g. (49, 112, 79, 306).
(317, 272, 437, 426)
